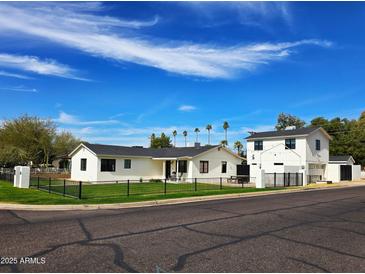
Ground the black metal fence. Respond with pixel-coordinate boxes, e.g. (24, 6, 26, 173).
(28, 176, 252, 200)
(264, 172, 303, 187)
(0, 171, 14, 183)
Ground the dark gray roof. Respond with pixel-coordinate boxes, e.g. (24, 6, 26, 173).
(82, 143, 220, 158)
(246, 126, 322, 140)
(329, 155, 353, 162)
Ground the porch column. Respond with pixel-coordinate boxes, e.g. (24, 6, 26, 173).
(176, 159, 179, 182)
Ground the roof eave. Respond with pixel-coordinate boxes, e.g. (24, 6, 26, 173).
(246, 134, 309, 141)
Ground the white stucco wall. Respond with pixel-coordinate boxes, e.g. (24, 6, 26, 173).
(352, 165, 361, 181)
(190, 147, 242, 179)
(247, 137, 306, 170)
(326, 164, 362, 182)
(247, 137, 306, 181)
(326, 164, 341, 182)
(70, 147, 98, 182)
(306, 130, 329, 164)
(96, 157, 164, 181)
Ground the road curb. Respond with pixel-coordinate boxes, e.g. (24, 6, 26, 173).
(1, 182, 365, 211)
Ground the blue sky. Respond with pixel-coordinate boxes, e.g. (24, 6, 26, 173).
(0, 2, 364, 148)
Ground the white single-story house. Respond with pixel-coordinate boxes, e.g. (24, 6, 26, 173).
(69, 142, 244, 182)
(246, 126, 361, 187)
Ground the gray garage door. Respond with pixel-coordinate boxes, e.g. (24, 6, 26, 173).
(340, 165, 352, 181)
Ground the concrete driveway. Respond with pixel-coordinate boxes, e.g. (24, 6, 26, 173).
(1, 186, 365, 272)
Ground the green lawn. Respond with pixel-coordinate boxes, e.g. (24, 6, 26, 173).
(0, 180, 283, 205)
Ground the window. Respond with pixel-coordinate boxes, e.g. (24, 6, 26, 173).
(199, 161, 209, 173)
(316, 139, 321, 151)
(101, 159, 116, 172)
(285, 138, 296, 149)
(274, 163, 284, 165)
(178, 160, 187, 173)
(254, 140, 263, 151)
(80, 158, 87, 171)
(221, 161, 227, 173)
(124, 159, 131, 169)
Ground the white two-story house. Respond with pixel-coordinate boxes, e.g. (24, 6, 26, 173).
(246, 127, 332, 185)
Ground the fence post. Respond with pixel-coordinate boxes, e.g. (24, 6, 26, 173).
(288, 172, 291, 186)
(274, 172, 276, 187)
(296, 173, 299, 186)
(48, 177, 51, 193)
(194, 178, 197, 191)
(63, 179, 66, 196)
(37, 176, 40, 189)
(164, 178, 167, 194)
(127, 180, 130, 196)
(220, 177, 223, 190)
(78, 181, 82, 199)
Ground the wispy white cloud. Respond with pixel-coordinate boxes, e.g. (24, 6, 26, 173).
(0, 53, 89, 81)
(178, 105, 196, 112)
(0, 70, 33, 79)
(109, 113, 125, 119)
(0, 3, 331, 79)
(180, 2, 293, 31)
(54, 111, 120, 126)
(0, 86, 38, 93)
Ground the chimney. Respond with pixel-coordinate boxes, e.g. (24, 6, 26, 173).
(194, 142, 201, 148)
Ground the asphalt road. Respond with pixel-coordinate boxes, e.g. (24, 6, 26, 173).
(1, 186, 365, 273)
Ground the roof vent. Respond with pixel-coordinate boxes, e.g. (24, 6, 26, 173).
(194, 142, 201, 148)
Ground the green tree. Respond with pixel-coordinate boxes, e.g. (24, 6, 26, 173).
(172, 130, 177, 147)
(53, 131, 80, 157)
(223, 121, 229, 144)
(220, 140, 228, 147)
(276, 113, 306, 131)
(149, 133, 172, 148)
(183, 131, 188, 147)
(0, 115, 56, 166)
(194, 128, 200, 143)
(233, 141, 243, 154)
(310, 112, 365, 167)
(206, 124, 212, 145)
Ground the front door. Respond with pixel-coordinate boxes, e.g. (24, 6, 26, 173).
(165, 161, 171, 179)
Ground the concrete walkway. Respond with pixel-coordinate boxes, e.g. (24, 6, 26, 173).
(1, 180, 365, 211)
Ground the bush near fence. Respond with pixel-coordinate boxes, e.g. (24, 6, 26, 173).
(28, 177, 251, 200)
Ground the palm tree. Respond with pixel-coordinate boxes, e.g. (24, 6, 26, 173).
(223, 121, 229, 145)
(194, 128, 200, 143)
(206, 124, 212, 145)
(172, 130, 177, 147)
(183, 130, 188, 147)
(234, 141, 243, 155)
(220, 140, 228, 147)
